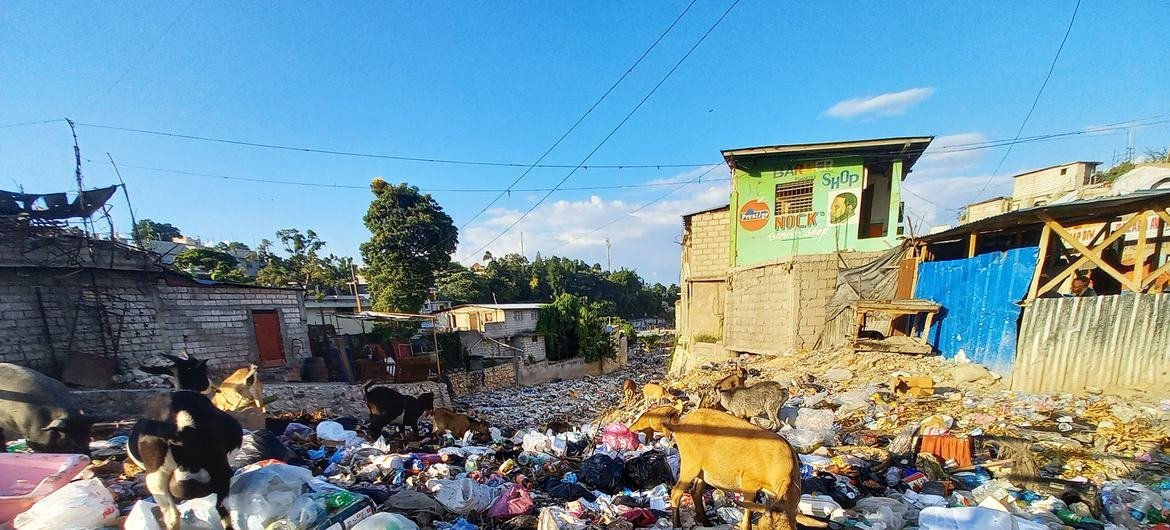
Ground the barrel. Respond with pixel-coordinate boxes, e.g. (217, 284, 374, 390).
(302, 357, 329, 382)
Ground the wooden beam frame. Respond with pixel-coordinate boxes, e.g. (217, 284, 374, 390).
(1027, 224, 1051, 300)
(1035, 212, 1145, 295)
(967, 233, 978, 258)
(1038, 212, 1142, 292)
(1136, 211, 1149, 286)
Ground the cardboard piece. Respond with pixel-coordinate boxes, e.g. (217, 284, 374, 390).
(891, 376, 934, 397)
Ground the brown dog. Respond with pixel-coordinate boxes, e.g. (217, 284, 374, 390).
(668, 409, 825, 530)
(621, 379, 636, 402)
(642, 382, 671, 407)
(432, 408, 490, 438)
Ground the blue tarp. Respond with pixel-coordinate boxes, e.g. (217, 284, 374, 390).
(915, 246, 1039, 375)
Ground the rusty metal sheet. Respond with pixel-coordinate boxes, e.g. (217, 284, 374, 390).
(1014, 293, 1170, 395)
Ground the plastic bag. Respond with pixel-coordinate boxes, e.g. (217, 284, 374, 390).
(14, 478, 118, 530)
(918, 506, 1046, 530)
(233, 430, 295, 468)
(522, 432, 552, 453)
(429, 477, 497, 515)
(224, 464, 315, 530)
(489, 484, 535, 519)
(316, 420, 358, 444)
(353, 512, 420, 530)
(579, 454, 624, 494)
(537, 507, 588, 530)
(124, 495, 226, 530)
(601, 423, 639, 452)
(623, 450, 673, 489)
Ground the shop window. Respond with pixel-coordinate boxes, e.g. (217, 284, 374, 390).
(859, 162, 893, 239)
(775, 180, 814, 215)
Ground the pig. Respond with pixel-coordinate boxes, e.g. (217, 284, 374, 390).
(0, 363, 92, 454)
(432, 408, 490, 438)
(668, 409, 825, 530)
(209, 364, 264, 412)
(717, 381, 788, 430)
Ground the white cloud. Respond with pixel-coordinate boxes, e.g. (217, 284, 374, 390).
(826, 87, 935, 119)
(900, 132, 1017, 231)
(456, 166, 729, 280)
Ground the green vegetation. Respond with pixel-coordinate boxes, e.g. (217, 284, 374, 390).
(133, 219, 182, 243)
(255, 228, 353, 300)
(537, 293, 617, 363)
(172, 247, 252, 283)
(693, 333, 721, 344)
(361, 180, 458, 313)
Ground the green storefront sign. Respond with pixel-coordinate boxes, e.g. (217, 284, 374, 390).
(729, 154, 905, 266)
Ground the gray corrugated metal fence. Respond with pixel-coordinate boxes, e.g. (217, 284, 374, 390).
(1013, 293, 1170, 395)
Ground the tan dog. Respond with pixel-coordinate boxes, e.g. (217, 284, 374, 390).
(628, 405, 681, 440)
(209, 364, 264, 412)
(432, 407, 490, 438)
(621, 379, 636, 402)
(667, 409, 825, 530)
(641, 382, 670, 406)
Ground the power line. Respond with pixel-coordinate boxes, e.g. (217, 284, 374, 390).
(88, 2, 194, 107)
(547, 164, 723, 254)
(981, 0, 1081, 191)
(73, 121, 711, 169)
(460, 0, 699, 230)
(81, 157, 730, 192)
(461, 0, 742, 262)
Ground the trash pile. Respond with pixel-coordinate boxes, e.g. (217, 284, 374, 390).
(3, 347, 1169, 530)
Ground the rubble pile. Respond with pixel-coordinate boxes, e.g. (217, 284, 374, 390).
(2, 347, 1169, 530)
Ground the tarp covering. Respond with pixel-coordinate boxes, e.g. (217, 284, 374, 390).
(0, 186, 118, 219)
(825, 240, 912, 321)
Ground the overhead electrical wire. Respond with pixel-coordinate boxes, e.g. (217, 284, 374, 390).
(460, 0, 743, 262)
(458, 0, 699, 230)
(980, 0, 1082, 191)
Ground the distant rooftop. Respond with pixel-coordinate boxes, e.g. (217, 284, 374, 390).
(442, 303, 546, 311)
(1011, 161, 1102, 178)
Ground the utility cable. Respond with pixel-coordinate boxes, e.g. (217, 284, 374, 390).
(460, 0, 741, 262)
(980, 0, 1081, 191)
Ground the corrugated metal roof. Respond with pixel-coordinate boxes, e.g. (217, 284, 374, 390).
(441, 303, 545, 311)
(1014, 293, 1170, 395)
(721, 136, 934, 168)
(921, 189, 1170, 243)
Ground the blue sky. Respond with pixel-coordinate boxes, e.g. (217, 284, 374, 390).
(2, 1, 1168, 282)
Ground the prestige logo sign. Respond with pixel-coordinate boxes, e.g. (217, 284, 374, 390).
(738, 199, 770, 231)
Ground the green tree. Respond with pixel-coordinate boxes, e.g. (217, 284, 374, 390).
(360, 180, 457, 312)
(435, 263, 490, 304)
(1098, 161, 1136, 184)
(214, 241, 252, 254)
(172, 247, 253, 284)
(134, 219, 182, 243)
(537, 293, 617, 362)
(254, 229, 355, 299)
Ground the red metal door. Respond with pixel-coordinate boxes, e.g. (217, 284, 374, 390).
(252, 310, 285, 368)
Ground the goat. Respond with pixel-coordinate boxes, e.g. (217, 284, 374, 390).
(621, 379, 636, 402)
(667, 409, 825, 530)
(628, 405, 681, 441)
(363, 382, 435, 439)
(140, 354, 210, 393)
(128, 390, 243, 530)
(641, 382, 673, 407)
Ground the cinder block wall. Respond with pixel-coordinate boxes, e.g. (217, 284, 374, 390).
(0, 268, 310, 385)
(685, 209, 730, 281)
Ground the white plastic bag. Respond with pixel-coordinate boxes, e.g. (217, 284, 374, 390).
(352, 512, 420, 530)
(14, 478, 118, 530)
(316, 420, 359, 444)
(124, 495, 226, 530)
(537, 506, 588, 530)
(918, 506, 1045, 530)
(522, 432, 552, 453)
(428, 477, 497, 514)
(224, 464, 315, 530)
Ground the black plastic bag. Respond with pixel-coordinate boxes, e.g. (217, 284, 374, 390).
(579, 454, 624, 494)
(623, 450, 673, 490)
(232, 430, 295, 468)
(541, 478, 597, 502)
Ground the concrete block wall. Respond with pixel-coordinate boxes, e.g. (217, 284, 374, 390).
(484, 309, 540, 338)
(0, 268, 310, 386)
(515, 335, 546, 361)
(684, 208, 730, 281)
(447, 363, 517, 396)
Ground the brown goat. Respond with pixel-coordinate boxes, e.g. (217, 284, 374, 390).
(667, 409, 825, 530)
(432, 408, 490, 438)
(641, 382, 671, 406)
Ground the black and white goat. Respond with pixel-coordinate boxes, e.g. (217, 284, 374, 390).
(140, 353, 211, 392)
(128, 390, 242, 530)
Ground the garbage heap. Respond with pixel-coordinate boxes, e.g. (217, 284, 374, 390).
(6, 348, 1170, 530)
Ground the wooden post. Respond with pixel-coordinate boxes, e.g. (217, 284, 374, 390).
(1039, 213, 1141, 292)
(431, 318, 443, 378)
(1135, 211, 1149, 289)
(920, 311, 936, 345)
(1028, 224, 1052, 300)
(967, 233, 978, 258)
(1037, 212, 1144, 295)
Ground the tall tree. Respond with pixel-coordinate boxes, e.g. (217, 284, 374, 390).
(134, 219, 182, 243)
(172, 247, 252, 284)
(361, 180, 457, 312)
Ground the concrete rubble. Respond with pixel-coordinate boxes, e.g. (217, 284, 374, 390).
(2, 347, 1169, 530)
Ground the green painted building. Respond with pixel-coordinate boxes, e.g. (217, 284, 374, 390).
(723, 137, 934, 267)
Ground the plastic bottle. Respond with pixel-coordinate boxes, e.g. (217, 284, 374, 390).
(352, 512, 420, 530)
(798, 494, 843, 518)
(327, 490, 357, 510)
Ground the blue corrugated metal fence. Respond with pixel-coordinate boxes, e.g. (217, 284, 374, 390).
(915, 246, 1039, 375)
